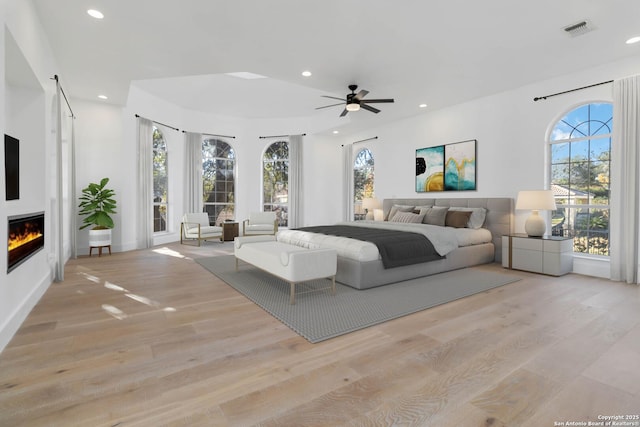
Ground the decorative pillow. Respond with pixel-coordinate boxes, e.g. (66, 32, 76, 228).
(417, 206, 448, 226)
(448, 207, 487, 229)
(390, 211, 425, 223)
(445, 210, 472, 228)
(386, 204, 414, 221)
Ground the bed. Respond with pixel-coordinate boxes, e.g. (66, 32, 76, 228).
(277, 197, 513, 289)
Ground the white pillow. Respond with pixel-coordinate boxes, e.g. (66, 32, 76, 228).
(390, 211, 425, 223)
(447, 207, 487, 229)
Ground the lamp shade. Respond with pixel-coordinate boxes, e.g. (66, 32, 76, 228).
(362, 197, 380, 220)
(362, 197, 381, 211)
(515, 190, 557, 211)
(346, 102, 360, 112)
(515, 190, 557, 237)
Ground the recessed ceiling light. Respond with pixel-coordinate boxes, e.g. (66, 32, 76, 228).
(87, 9, 104, 19)
(301, 70, 312, 77)
(626, 36, 640, 44)
(98, 95, 108, 100)
(332, 130, 339, 134)
(419, 104, 428, 108)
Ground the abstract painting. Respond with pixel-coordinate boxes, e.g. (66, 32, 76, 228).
(416, 139, 476, 192)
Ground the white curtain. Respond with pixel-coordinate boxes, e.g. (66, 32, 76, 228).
(136, 117, 154, 249)
(610, 74, 640, 284)
(184, 132, 203, 213)
(342, 144, 354, 221)
(53, 79, 75, 281)
(288, 134, 303, 228)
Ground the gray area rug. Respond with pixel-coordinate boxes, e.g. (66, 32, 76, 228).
(196, 255, 521, 343)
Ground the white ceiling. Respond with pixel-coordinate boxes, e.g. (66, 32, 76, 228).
(31, 0, 640, 135)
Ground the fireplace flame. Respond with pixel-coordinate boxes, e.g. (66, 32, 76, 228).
(8, 225, 43, 251)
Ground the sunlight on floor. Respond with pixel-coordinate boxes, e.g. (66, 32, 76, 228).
(101, 304, 127, 320)
(75, 264, 178, 320)
(104, 281, 128, 292)
(152, 247, 191, 259)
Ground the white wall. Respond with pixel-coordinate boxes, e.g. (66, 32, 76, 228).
(1, 0, 60, 352)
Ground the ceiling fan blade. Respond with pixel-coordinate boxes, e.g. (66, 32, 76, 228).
(360, 103, 381, 114)
(354, 90, 369, 101)
(361, 98, 394, 103)
(339, 108, 349, 117)
(315, 103, 345, 110)
(322, 95, 346, 101)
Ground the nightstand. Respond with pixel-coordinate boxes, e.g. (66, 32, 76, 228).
(220, 221, 239, 242)
(502, 234, 573, 276)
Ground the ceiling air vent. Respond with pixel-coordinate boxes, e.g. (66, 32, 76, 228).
(563, 20, 594, 37)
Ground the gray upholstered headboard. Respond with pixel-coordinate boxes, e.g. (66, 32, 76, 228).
(382, 197, 514, 262)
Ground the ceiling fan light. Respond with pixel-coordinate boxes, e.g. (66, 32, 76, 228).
(346, 103, 360, 112)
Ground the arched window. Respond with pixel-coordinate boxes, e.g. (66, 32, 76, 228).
(353, 148, 374, 220)
(152, 126, 168, 232)
(202, 138, 235, 225)
(263, 140, 288, 227)
(549, 102, 612, 256)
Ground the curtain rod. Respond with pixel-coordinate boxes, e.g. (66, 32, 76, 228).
(353, 136, 378, 144)
(533, 80, 613, 102)
(182, 130, 236, 139)
(259, 133, 306, 139)
(134, 114, 180, 131)
(51, 75, 76, 119)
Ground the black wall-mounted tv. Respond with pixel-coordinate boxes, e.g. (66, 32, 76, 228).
(5, 134, 19, 200)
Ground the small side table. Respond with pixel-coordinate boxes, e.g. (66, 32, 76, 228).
(502, 234, 573, 276)
(220, 222, 239, 241)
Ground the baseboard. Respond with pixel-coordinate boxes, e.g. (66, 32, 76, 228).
(0, 271, 52, 353)
(572, 255, 610, 279)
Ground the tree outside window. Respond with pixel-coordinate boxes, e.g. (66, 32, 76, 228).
(549, 103, 611, 256)
(353, 148, 374, 220)
(263, 141, 288, 227)
(153, 127, 168, 232)
(202, 139, 235, 225)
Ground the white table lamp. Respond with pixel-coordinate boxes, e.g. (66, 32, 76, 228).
(362, 197, 381, 220)
(515, 190, 557, 237)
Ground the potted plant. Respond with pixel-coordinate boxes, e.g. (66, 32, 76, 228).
(78, 177, 117, 249)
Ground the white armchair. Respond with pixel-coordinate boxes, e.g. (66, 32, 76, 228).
(180, 213, 223, 246)
(242, 211, 278, 236)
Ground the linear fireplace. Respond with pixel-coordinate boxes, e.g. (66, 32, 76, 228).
(8, 212, 45, 273)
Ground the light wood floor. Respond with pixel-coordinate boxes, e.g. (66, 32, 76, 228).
(1, 242, 639, 427)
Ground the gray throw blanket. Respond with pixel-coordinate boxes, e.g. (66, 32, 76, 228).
(294, 225, 444, 268)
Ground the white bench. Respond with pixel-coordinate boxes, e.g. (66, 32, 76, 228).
(234, 235, 337, 304)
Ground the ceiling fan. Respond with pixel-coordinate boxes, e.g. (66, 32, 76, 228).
(316, 84, 394, 117)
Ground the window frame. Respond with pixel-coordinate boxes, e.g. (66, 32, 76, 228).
(152, 126, 168, 233)
(202, 138, 236, 226)
(262, 140, 289, 227)
(353, 148, 375, 220)
(547, 101, 612, 257)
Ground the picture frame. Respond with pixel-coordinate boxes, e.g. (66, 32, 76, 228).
(416, 139, 476, 192)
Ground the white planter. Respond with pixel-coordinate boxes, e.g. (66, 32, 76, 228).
(89, 228, 112, 247)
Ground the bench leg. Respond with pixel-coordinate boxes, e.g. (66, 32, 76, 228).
(290, 282, 296, 305)
(331, 276, 336, 295)
(235, 257, 239, 271)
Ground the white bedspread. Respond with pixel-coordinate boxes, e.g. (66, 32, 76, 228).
(276, 221, 492, 263)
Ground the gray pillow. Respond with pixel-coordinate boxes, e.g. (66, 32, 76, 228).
(418, 206, 448, 226)
(386, 204, 414, 221)
(445, 210, 472, 228)
(447, 207, 487, 229)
